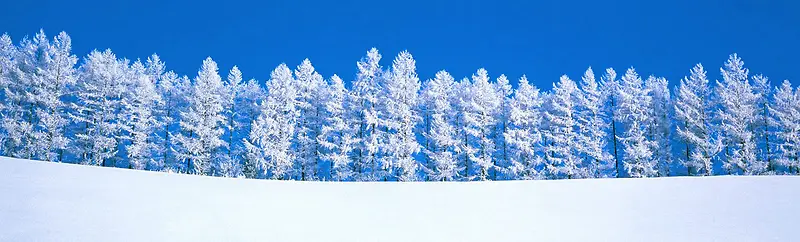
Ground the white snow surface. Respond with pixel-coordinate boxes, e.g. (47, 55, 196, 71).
(1, 157, 798, 242)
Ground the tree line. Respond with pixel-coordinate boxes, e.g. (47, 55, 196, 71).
(1, 30, 798, 181)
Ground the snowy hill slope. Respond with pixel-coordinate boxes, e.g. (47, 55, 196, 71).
(0, 157, 798, 242)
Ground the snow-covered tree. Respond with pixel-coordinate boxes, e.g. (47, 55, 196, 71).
(451, 77, 472, 181)
(493, 74, 513, 179)
(645, 76, 673, 176)
(32, 31, 76, 162)
(319, 74, 356, 181)
(0, 34, 13, 154)
(0, 33, 23, 157)
(71, 49, 128, 166)
(293, 59, 326, 181)
(542, 75, 582, 179)
(420, 70, 461, 181)
(503, 75, 544, 180)
(236, 77, 266, 178)
(173, 57, 227, 175)
(715, 54, 763, 175)
(121, 60, 162, 170)
(600, 68, 622, 177)
(771, 80, 800, 173)
(156, 70, 190, 171)
(617, 68, 656, 177)
(378, 51, 422, 181)
(752, 74, 774, 172)
(2, 32, 44, 160)
(576, 67, 612, 178)
(244, 64, 297, 179)
(460, 68, 501, 180)
(674, 64, 719, 176)
(0, 33, 12, 100)
(214, 65, 264, 177)
(350, 48, 383, 181)
(215, 65, 244, 176)
(1, 31, 76, 162)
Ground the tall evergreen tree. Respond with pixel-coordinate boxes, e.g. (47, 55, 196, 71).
(156, 71, 190, 171)
(380, 51, 421, 181)
(319, 74, 356, 181)
(752, 74, 774, 172)
(460, 69, 501, 180)
(771, 80, 800, 174)
(617, 68, 656, 177)
(420, 70, 461, 181)
(244, 64, 297, 179)
(0, 34, 13, 155)
(674, 64, 719, 176)
(173, 57, 227, 175)
(576, 67, 612, 178)
(600, 68, 622, 177)
(350, 48, 383, 181)
(542, 75, 581, 179)
(715, 54, 763, 175)
(293, 59, 326, 180)
(493, 74, 512, 179)
(121, 60, 162, 170)
(645, 76, 673, 176)
(71, 49, 128, 166)
(451, 77, 472, 181)
(503, 76, 544, 180)
(0, 33, 22, 157)
(33, 31, 77, 162)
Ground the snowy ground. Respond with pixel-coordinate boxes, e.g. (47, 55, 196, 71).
(1, 157, 798, 242)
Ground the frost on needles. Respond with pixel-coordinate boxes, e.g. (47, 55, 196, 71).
(1, 30, 799, 181)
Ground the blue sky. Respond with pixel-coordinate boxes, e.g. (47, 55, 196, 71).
(1, 0, 798, 88)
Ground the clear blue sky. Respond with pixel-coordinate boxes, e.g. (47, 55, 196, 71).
(2, 0, 798, 88)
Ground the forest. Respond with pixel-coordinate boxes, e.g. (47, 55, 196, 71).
(1, 30, 798, 181)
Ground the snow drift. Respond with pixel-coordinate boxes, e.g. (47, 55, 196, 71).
(0, 156, 798, 242)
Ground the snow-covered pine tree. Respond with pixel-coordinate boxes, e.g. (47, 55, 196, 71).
(237, 77, 266, 178)
(542, 75, 582, 179)
(576, 67, 612, 178)
(319, 74, 356, 181)
(0, 33, 20, 157)
(715, 54, 763, 175)
(503, 75, 544, 180)
(32, 31, 76, 162)
(771, 80, 800, 174)
(674, 64, 719, 176)
(617, 67, 656, 177)
(379, 51, 422, 181)
(71, 49, 128, 167)
(2, 31, 45, 160)
(143, 54, 170, 170)
(215, 65, 244, 176)
(462, 68, 501, 180)
(210, 65, 258, 177)
(244, 64, 297, 179)
(752, 74, 774, 172)
(293, 59, 326, 181)
(493, 74, 513, 179)
(600, 68, 622, 177)
(420, 70, 461, 181)
(121, 60, 162, 170)
(350, 48, 383, 181)
(156, 71, 190, 171)
(451, 77, 473, 181)
(1, 31, 76, 161)
(645, 76, 673, 176)
(173, 57, 227, 175)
